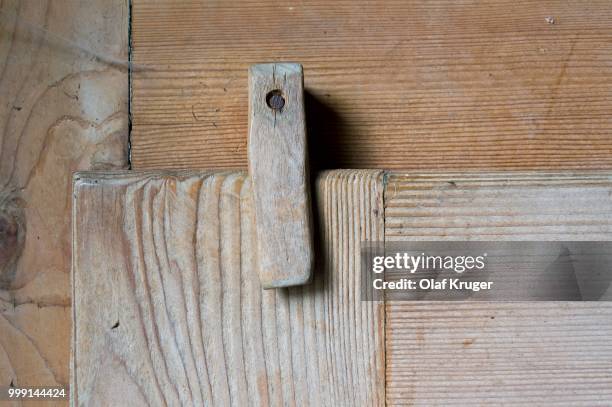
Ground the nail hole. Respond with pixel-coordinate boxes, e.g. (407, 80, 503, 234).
(266, 89, 285, 111)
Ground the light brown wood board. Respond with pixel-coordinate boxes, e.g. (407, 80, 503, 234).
(72, 170, 385, 406)
(131, 0, 612, 170)
(0, 0, 129, 403)
(385, 172, 612, 405)
(247, 63, 313, 288)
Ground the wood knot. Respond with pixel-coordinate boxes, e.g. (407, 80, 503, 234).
(0, 189, 25, 289)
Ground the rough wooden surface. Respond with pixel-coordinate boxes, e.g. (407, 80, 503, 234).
(131, 0, 612, 170)
(72, 170, 385, 406)
(0, 0, 128, 402)
(248, 63, 313, 288)
(385, 172, 612, 405)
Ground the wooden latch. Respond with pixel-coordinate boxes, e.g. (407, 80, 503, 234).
(248, 63, 314, 288)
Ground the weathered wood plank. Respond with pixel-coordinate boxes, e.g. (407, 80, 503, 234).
(248, 63, 313, 288)
(72, 170, 385, 406)
(384, 172, 612, 405)
(131, 0, 612, 170)
(0, 0, 128, 401)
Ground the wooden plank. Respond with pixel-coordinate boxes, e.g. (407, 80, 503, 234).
(0, 0, 128, 400)
(72, 170, 385, 406)
(131, 0, 612, 170)
(248, 63, 313, 288)
(384, 172, 612, 405)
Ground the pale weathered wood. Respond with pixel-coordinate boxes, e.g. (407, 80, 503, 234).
(0, 0, 128, 402)
(384, 172, 612, 405)
(131, 0, 612, 170)
(72, 170, 385, 406)
(248, 63, 313, 288)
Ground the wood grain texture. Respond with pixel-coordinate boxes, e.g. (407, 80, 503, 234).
(385, 172, 612, 405)
(131, 0, 612, 170)
(248, 63, 313, 288)
(72, 170, 385, 406)
(0, 0, 128, 402)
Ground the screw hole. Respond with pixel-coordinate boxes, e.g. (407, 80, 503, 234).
(266, 89, 285, 111)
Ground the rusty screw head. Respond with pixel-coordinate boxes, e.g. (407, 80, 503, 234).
(266, 90, 285, 111)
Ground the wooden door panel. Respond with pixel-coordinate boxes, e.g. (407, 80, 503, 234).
(72, 170, 385, 406)
(385, 172, 612, 405)
(0, 1, 129, 399)
(73, 170, 612, 405)
(130, 0, 612, 171)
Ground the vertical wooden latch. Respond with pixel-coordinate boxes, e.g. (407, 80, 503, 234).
(248, 63, 314, 288)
